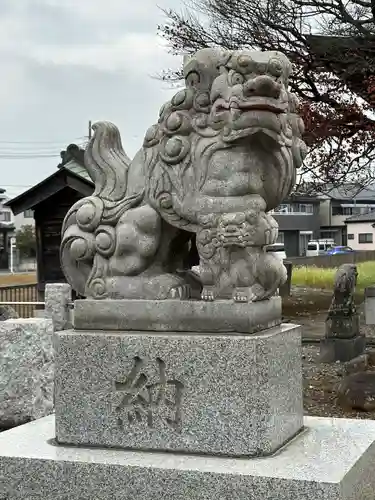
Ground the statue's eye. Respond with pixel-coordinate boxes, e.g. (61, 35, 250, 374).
(230, 72, 245, 85)
(268, 59, 283, 77)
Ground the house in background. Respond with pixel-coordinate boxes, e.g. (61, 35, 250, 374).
(6, 144, 93, 297)
(319, 185, 375, 246)
(13, 208, 35, 231)
(0, 188, 15, 270)
(270, 195, 321, 257)
(345, 212, 375, 250)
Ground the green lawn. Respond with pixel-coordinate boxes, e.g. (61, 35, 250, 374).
(291, 261, 375, 291)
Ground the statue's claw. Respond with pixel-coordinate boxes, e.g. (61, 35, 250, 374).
(201, 286, 215, 301)
(169, 284, 191, 300)
(232, 287, 251, 303)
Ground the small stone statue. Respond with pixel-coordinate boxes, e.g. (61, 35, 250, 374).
(327, 264, 358, 318)
(61, 48, 306, 302)
(321, 264, 364, 362)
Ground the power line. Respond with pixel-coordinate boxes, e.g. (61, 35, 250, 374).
(0, 145, 86, 152)
(0, 137, 86, 144)
(0, 154, 62, 159)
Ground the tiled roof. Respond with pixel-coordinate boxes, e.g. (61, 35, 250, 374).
(325, 184, 375, 201)
(64, 159, 93, 183)
(346, 211, 375, 223)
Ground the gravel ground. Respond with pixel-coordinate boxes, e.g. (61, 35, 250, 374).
(283, 286, 375, 419)
(303, 344, 375, 419)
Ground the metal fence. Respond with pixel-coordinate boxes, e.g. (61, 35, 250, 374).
(0, 283, 40, 318)
(288, 250, 375, 269)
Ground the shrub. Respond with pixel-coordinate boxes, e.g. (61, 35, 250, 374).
(291, 261, 375, 291)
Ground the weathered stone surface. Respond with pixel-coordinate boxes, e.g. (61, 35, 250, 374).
(337, 372, 375, 411)
(320, 265, 363, 362)
(44, 283, 72, 331)
(2, 415, 375, 500)
(325, 314, 359, 339)
(327, 264, 358, 319)
(0, 318, 54, 431)
(367, 348, 375, 366)
(0, 305, 18, 321)
(73, 297, 282, 333)
(344, 354, 369, 375)
(60, 49, 306, 303)
(320, 335, 366, 363)
(54, 324, 303, 457)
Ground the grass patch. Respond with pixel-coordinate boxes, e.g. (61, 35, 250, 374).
(292, 260, 375, 291)
(0, 273, 37, 286)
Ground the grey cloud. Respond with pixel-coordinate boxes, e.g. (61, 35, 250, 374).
(0, 0, 184, 198)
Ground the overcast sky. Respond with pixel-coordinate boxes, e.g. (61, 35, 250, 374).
(0, 0, 184, 199)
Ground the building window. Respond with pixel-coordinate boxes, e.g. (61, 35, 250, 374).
(347, 233, 354, 240)
(320, 231, 336, 240)
(294, 203, 313, 214)
(0, 211, 11, 222)
(24, 209, 33, 218)
(274, 204, 289, 214)
(332, 205, 375, 217)
(274, 203, 313, 214)
(358, 233, 373, 244)
(343, 207, 354, 216)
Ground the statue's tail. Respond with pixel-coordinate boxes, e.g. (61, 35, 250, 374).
(85, 121, 144, 222)
(60, 121, 143, 296)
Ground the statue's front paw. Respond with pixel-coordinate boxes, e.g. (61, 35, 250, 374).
(201, 286, 215, 301)
(233, 287, 251, 303)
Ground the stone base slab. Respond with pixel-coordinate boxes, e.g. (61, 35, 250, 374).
(54, 324, 302, 457)
(1, 415, 375, 500)
(73, 297, 281, 333)
(320, 334, 366, 363)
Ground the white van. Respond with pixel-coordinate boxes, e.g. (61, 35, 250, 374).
(265, 243, 287, 261)
(306, 239, 334, 257)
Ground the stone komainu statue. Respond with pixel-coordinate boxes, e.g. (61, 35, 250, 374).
(61, 48, 307, 302)
(327, 264, 358, 318)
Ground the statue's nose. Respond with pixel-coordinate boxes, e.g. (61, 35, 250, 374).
(243, 75, 281, 99)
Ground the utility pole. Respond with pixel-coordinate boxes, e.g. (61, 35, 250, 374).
(88, 120, 92, 140)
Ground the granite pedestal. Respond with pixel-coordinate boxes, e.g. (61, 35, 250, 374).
(320, 314, 366, 362)
(1, 414, 375, 500)
(320, 334, 366, 363)
(73, 297, 282, 333)
(54, 324, 303, 457)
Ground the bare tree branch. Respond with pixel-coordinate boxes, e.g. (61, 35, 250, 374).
(158, 0, 375, 192)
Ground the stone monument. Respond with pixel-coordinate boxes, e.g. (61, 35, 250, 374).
(1, 49, 375, 500)
(320, 263, 366, 362)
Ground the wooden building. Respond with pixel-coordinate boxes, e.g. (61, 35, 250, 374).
(6, 145, 93, 297)
(0, 188, 15, 270)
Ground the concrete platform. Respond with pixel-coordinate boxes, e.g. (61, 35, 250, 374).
(1, 415, 375, 499)
(73, 297, 281, 333)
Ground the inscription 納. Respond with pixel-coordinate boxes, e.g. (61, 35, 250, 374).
(114, 357, 184, 432)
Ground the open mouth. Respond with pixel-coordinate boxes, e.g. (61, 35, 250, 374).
(214, 97, 287, 115)
(219, 233, 242, 241)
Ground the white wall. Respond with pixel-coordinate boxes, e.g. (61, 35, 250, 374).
(347, 221, 375, 250)
(0, 195, 13, 226)
(13, 211, 35, 231)
(330, 214, 348, 227)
